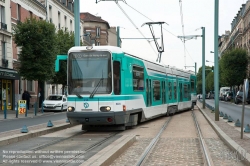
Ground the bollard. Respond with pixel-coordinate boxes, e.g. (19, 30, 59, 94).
(21, 125, 28, 133)
(244, 124, 250, 133)
(41, 100, 44, 113)
(223, 113, 228, 119)
(3, 101, 7, 118)
(219, 111, 224, 117)
(235, 119, 241, 127)
(15, 102, 18, 118)
(227, 116, 233, 122)
(34, 102, 37, 116)
(47, 120, 53, 127)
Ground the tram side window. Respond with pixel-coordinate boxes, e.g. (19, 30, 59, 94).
(113, 61, 121, 95)
(184, 84, 188, 98)
(153, 80, 160, 101)
(174, 82, 177, 100)
(191, 79, 195, 91)
(168, 82, 172, 100)
(133, 66, 144, 91)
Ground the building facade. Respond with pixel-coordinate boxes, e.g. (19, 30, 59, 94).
(80, 12, 110, 46)
(0, 0, 19, 111)
(219, 1, 250, 77)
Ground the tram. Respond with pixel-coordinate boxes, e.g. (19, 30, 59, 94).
(55, 46, 197, 130)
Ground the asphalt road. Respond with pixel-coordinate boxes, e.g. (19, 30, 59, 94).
(0, 112, 67, 133)
(204, 99, 250, 126)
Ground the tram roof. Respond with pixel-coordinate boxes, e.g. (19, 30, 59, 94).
(68, 46, 124, 54)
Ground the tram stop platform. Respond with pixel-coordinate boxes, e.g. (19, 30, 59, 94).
(196, 101, 250, 165)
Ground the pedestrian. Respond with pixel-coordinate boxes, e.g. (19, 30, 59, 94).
(25, 91, 31, 110)
(38, 88, 43, 108)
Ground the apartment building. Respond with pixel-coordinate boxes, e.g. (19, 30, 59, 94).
(37, 0, 84, 98)
(219, 2, 249, 56)
(80, 12, 110, 46)
(0, 0, 19, 111)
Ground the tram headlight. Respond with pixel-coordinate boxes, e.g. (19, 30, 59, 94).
(68, 106, 75, 112)
(100, 106, 111, 112)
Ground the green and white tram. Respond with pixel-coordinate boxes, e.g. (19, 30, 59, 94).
(55, 46, 197, 130)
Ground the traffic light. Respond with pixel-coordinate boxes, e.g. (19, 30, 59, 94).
(211, 66, 214, 72)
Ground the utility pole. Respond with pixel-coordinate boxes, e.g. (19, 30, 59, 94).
(214, 0, 219, 121)
(178, 29, 205, 108)
(74, 0, 80, 46)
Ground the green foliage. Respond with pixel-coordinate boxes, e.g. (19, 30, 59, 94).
(206, 72, 214, 91)
(220, 48, 248, 86)
(50, 28, 75, 87)
(196, 66, 213, 93)
(13, 18, 56, 81)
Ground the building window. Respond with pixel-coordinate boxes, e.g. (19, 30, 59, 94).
(17, 4, 21, 21)
(64, 15, 67, 28)
(132, 66, 144, 91)
(96, 27, 100, 38)
(58, 11, 61, 29)
(29, 11, 33, 17)
(0, 5, 6, 30)
(27, 80, 33, 92)
(2, 41, 5, 59)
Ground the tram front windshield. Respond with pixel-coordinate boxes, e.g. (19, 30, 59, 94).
(68, 51, 112, 95)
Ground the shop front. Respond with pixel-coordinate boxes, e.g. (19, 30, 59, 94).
(0, 68, 20, 110)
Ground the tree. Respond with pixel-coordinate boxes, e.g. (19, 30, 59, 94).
(220, 48, 248, 87)
(196, 66, 213, 94)
(13, 18, 56, 108)
(50, 28, 75, 95)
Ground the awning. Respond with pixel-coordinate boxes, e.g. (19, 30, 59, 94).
(0, 68, 20, 80)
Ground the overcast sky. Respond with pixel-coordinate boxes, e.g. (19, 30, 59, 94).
(80, 0, 246, 71)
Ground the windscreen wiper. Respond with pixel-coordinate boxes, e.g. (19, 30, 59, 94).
(89, 78, 104, 98)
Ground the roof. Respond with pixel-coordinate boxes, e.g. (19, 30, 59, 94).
(80, 12, 110, 28)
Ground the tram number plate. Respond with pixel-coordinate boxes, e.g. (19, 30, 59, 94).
(81, 109, 92, 111)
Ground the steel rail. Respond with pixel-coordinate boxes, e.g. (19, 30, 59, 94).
(192, 110, 212, 166)
(136, 117, 172, 166)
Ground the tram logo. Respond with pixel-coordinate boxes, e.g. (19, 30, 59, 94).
(84, 103, 89, 108)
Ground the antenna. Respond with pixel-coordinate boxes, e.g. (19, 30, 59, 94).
(142, 22, 168, 63)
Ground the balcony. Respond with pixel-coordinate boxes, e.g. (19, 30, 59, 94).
(0, 22, 7, 30)
(2, 58, 8, 68)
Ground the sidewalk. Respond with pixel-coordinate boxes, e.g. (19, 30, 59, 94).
(196, 100, 250, 165)
(0, 107, 54, 120)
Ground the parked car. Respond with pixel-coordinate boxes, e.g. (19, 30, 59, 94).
(207, 91, 214, 99)
(43, 94, 67, 112)
(197, 94, 202, 99)
(234, 91, 250, 104)
(225, 91, 233, 101)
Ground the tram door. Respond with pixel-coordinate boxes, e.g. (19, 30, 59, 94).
(146, 79, 152, 107)
(179, 83, 183, 102)
(162, 81, 165, 104)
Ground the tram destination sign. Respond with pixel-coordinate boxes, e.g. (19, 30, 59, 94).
(0, 70, 20, 80)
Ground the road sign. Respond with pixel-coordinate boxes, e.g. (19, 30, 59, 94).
(18, 100, 26, 114)
(245, 79, 249, 99)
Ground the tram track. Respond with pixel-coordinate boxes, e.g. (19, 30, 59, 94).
(0, 126, 123, 166)
(134, 109, 212, 166)
(110, 106, 246, 166)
